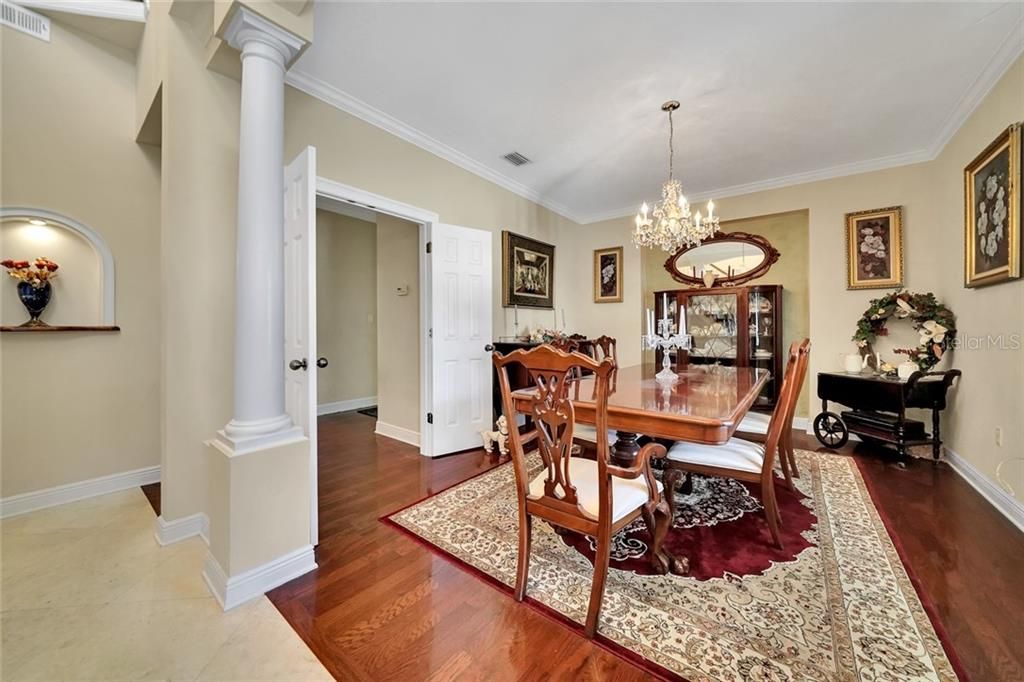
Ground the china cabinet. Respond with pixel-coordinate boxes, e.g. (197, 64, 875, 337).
(653, 284, 784, 408)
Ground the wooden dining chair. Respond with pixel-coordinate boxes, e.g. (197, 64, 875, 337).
(735, 338, 811, 489)
(663, 341, 806, 548)
(589, 335, 617, 363)
(547, 337, 581, 354)
(573, 335, 619, 448)
(494, 345, 670, 638)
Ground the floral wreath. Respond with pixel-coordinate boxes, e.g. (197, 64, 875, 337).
(852, 290, 956, 371)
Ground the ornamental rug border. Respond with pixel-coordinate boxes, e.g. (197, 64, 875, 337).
(382, 451, 966, 682)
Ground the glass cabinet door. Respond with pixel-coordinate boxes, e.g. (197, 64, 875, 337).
(749, 288, 777, 406)
(685, 293, 739, 364)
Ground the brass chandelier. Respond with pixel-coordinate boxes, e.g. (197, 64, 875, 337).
(632, 100, 719, 252)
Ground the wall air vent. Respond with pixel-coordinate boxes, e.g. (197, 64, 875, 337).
(1, 0, 50, 41)
(502, 151, 531, 167)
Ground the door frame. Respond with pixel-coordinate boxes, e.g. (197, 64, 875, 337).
(314, 177, 440, 457)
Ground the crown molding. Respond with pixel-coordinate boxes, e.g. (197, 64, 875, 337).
(17, 0, 146, 23)
(284, 69, 582, 224)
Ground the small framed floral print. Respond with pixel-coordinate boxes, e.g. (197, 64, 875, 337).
(593, 246, 623, 303)
(845, 206, 903, 290)
(964, 123, 1020, 288)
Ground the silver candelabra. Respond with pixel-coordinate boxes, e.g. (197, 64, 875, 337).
(644, 317, 693, 384)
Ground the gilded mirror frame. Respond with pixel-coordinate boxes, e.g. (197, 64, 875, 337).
(663, 231, 781, 287)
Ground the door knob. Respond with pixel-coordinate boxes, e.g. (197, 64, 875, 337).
(484, 344, 495, 352)
(316, 357, 329, 369)
(289, 358, 307, 371)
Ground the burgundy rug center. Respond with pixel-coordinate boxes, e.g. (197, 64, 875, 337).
(558, 473, 815, 580)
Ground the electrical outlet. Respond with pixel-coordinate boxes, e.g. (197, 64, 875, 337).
(995, 427, 1003, 447)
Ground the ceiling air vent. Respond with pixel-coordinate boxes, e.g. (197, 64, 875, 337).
(1, 1, 50, 41)
(502, 151, 531, 167)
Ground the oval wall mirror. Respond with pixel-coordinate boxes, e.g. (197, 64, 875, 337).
(664, 231, 780, 287)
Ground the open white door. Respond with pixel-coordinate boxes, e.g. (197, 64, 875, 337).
(283, 146, 319, 545)
(428, 224, 493, 455)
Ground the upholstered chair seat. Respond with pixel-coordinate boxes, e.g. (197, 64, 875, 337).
(573, 423, 618, 446)
(737, 411, 772, 435)
(666, 438, 765, 475)
(528, 458, 664, 523)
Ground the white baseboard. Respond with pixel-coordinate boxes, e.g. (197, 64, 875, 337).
(945, 448, 1024, 534)
(155, 512, 210, 546)
(317, 396, 376, 416)
(202, 545, 317, 611)
(792, 416, 810, 432)
(0, 465, 161, 519)
(375, 420, 420, 447)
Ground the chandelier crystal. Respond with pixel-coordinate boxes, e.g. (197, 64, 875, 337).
(632, 101, 719, 252)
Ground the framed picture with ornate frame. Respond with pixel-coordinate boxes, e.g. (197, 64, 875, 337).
(593, 246, 623, 303)
(502, 230, 555, 309)
(964, 122, 1021, 288)
(845, 206, 903, 290)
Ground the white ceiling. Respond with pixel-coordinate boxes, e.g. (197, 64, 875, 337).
(291, 2, 1024, 224)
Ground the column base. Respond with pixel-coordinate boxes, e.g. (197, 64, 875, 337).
(217, 414, 302, 455)
(203, 434, 314, 609)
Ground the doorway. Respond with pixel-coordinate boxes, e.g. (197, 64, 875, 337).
(291, 162, 496, 546)
(313, 198, 424, 448)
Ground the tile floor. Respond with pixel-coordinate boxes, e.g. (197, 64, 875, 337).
(0, 488, 331, 681)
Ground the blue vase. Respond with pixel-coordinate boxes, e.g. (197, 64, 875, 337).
(17, 281, 51, 327)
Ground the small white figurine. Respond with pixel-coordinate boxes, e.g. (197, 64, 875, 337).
(481, 415, 509, 456)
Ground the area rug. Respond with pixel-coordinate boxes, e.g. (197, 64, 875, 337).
(383, 449, 966, 681)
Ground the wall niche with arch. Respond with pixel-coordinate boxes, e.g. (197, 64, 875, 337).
(0, 208, 119, 332)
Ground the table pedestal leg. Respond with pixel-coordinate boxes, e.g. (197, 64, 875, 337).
(611, 431, 640, 467)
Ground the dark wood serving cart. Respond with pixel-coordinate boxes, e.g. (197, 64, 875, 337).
(813, 370, 961, 461)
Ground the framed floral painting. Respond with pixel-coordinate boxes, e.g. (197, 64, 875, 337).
(845, 206, 903, 290)
(964, 123, 1021, 288)
(593, 246, 623, 303)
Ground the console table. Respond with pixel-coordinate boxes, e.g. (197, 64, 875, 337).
(813, 370, 961, 461)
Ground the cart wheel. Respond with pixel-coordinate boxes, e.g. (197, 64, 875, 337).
(813, 411, 849, 448)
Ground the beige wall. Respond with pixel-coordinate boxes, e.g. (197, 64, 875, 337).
(0, 23, 161, 497)
(158, 3, 240, 523)
(285, 88, 580, 348)
(559, 219, 646, 366)
(641, 210, 811, 416)
(375, 215, 420, 433)
(561, 55, 1024, 499)
(315, 210, 377, 406)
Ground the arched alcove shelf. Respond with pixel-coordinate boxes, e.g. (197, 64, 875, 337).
(0, 207, 118, 331)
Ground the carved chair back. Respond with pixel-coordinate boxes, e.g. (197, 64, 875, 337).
(758, 341, 802, 483)
(494, 346, 615, 522)
(589, 335, 618, 364)
(547, 337, 581, 354)
(783, 339, 811, 433)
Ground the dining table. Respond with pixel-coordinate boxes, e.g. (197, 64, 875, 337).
(513, 363, 771, 468)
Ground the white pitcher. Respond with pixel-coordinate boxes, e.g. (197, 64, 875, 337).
(843, 353, 867, 374)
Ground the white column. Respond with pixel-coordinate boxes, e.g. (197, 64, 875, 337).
(220, 9, 306, 451)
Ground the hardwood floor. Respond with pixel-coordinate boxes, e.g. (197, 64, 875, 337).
(261, 412, 1023, 681)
